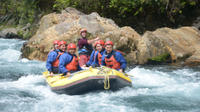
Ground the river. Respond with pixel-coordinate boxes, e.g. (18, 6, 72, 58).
(0, 38, 200, 112)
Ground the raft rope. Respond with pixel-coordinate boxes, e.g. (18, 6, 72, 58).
(104, 73, 110, 90)
(97, 66, 112, 90)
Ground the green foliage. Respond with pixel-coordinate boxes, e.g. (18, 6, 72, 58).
(0, 0, 43, 39)
(0, 0, 39, 25)
(109, 0, 199, 16)
(0, 0, 199, 39)
(53, 0, 72, 11)
(148, 53, 170, 62)
(53, 0, 199, 22)
(53, 0, 111, 16)
(17, 30, 24, 38)
(0, 24, 17, 32)
(1, 0, 199, 25)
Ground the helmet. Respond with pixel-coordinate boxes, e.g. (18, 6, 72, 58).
(95, 40, 104, 47)
(80, 28, 87, 34)
(67, 43, 76, 50)
(105, 41, 113, 46)
(59, 40, 67, 46)
(53, 40, 60, 45)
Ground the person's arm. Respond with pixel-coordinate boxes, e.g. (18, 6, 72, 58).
(88, 37, 99, 44)
(101, 54, 106, 66)
(92, 51, 100, 67)
(86, 50, 95, 66)
(59, 53, 71, 74)
(77, 64, 83, 71)
(115, 52, 127, 71)
(46, 51, 57, 72)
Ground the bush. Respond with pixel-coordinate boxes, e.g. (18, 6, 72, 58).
(1, 0, 199, 39)
(0, 0, 39, 25)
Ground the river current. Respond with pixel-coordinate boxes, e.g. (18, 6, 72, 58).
(0, 38, 200, 112)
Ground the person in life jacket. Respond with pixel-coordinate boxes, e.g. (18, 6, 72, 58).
(46, 40, 66, 75)
(101, 41, 127, 72)
(85, 40, 105, 67)
(59, 43, 82, 77)
(78, 28, 99, 66)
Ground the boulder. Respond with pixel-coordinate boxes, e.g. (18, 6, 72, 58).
(21, 7, 140, 61)
(21, 8, 200, 66)
(0, 28, 19, 39)
(146, 27, 200, 65)
(136, 31, 169, 64)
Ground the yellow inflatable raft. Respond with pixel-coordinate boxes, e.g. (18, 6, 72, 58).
(43, 66, 132, 95)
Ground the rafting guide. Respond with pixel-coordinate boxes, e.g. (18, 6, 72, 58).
(78, 28, 99, 66)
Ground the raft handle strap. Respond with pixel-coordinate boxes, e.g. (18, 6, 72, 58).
(97, 66, 111, 90)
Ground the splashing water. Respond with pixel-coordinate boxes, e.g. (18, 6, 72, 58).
(0, 38, 200, 112)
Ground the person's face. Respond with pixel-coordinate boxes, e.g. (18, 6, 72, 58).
(96, 44, 103, 52)
(105, 45, 113, 54)
(54, 44, 59, 50)
(60, 44, 66, 52)
(81, 31, 87, 38)
(68, 48, 76, 54)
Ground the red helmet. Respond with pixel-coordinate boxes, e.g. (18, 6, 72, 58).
(80, 28, 87, 34)
(95, 40, 104, 47)
(67, 43, 76, 50)
(105, 41, 113, 46)
(53, 40, 60, 45)
(59, 40, 67, 46)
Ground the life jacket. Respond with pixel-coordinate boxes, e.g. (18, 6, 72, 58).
(65, 56, 79, 71)
(52, 51, 64, 67)
(94, 51, 102, 65)
(105, 51, 121, 69)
